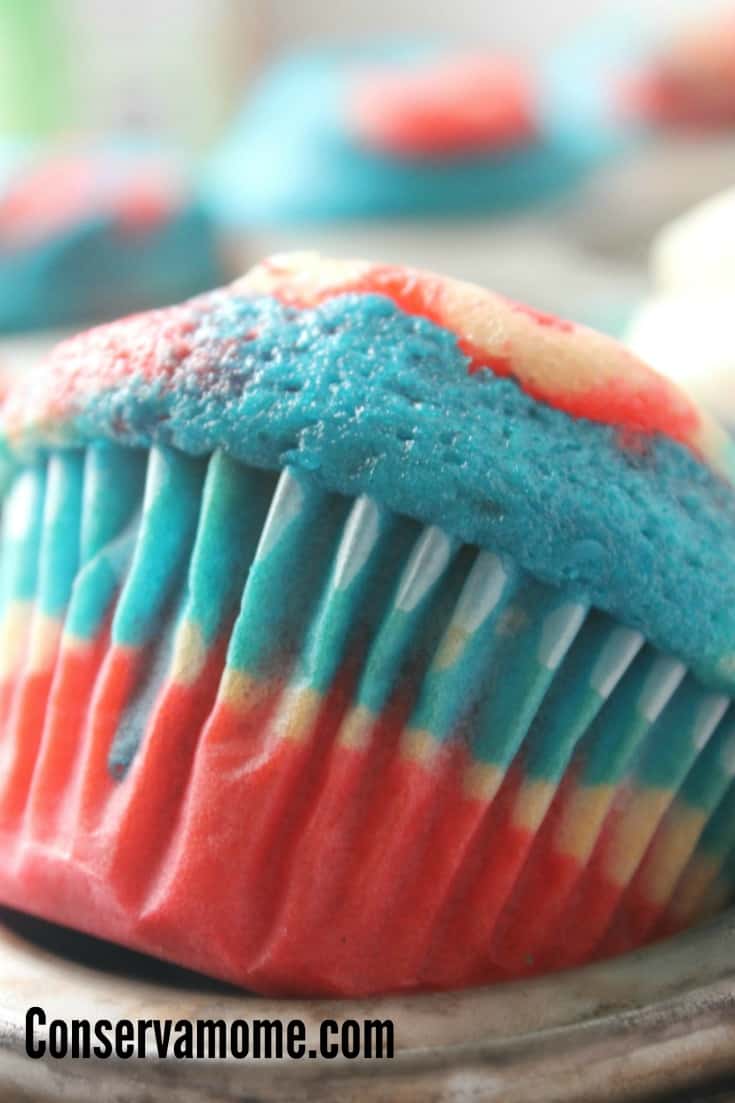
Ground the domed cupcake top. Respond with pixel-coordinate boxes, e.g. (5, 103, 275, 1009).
(3, 252, 735, 690)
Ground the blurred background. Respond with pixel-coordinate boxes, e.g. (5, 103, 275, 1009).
(0, 0, 703, 145)
(0, 0, 733, 420)
(0, 0, 260, 147)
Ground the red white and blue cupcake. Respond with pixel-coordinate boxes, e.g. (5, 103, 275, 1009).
(1, 253, 735, 996)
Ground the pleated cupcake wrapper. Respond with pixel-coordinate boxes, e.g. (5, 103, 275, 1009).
(1, 442, 734, 996)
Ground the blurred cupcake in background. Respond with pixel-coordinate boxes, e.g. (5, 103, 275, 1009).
(0, 142, 224, 384)
(0, 143, 222, 334)
(203, 41, 644, 332)
(2, 253, 735, 995)
(626, 187, 735, 427)
(554, 0, 735, 260)
(628, 4, 735, 130)
(205, 42, 584, 225)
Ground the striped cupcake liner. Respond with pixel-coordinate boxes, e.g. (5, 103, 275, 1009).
(0, 443, 734, 996)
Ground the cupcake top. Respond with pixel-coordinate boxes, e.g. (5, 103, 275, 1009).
(204, 42, 587, 224)
(3, 252, 735, 691)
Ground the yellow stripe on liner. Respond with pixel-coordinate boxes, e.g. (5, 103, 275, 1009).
(463, 761, 503, 802)
(639, 802, 708, 908)
(170, 620, 206, 686)
(555, 785, 615, 863)
(604, 787, 671, 888)
(401, 727, 441, 766)
(61, 631, 95, 656)
(276, 685, 322, 742)
(338, 705, 375, 749)
(219, 669, 272, 713)
(0, 600, 34, 680)
(668, 853, 721, 924)
(513, 778, 557, 833)
(27, 613, 62, 674)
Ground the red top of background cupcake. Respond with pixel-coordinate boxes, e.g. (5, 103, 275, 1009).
(625, 8, 735, 128)
(349, 53, 538, 157)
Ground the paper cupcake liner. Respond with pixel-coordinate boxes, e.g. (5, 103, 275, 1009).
(0, 443, 734, 996)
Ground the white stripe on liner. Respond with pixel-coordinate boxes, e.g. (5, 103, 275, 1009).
(452, 551, 507, 636)
(538, 602, 587, 671)
(396, 526, 453, 614)
(254, 468, 304, 563)
(3, 468, 38, 543)
(693, 695, 730, 751)
(639, 656, 687, 724)
(589, 626, 645, 700)
(333, 497, 382, 592)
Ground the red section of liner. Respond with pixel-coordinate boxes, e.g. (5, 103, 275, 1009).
(0, 639, 672, 997)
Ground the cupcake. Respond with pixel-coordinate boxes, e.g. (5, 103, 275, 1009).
(553, 0, 735, 260)
(0, 143, 222, 333)
(205, 42, 585, 225)
(201, 42, 631, 327)
(1, 252, 735, 997)
(626, 187, 735, 427)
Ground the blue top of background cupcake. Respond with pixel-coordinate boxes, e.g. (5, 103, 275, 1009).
(204, 40, 594, 224)
(3, 253, 735, 693)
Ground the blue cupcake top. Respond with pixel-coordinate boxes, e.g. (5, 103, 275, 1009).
(3, 253, 735, 693)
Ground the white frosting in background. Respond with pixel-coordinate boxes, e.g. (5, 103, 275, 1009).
(652, 187, 735, 292)
(627, 292, 735, 419)
(625, 186, 735, 426)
